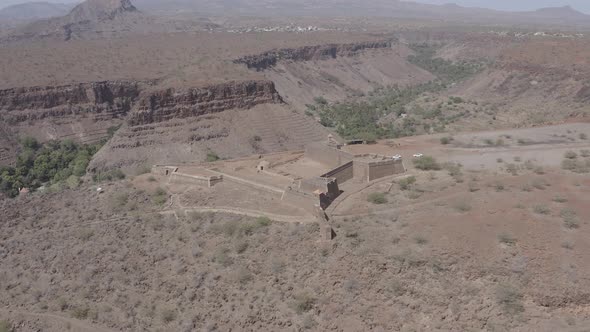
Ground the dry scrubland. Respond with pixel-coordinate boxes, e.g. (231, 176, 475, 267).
(1, 157, 589, 331)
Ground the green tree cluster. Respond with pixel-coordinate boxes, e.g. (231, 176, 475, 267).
(0, 137, 102, 197)
(313, 43, 486, 141)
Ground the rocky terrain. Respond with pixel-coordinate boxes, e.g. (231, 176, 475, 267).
(1, 0, 590, 330)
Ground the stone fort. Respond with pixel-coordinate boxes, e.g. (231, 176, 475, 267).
(153, 137, 406, 218)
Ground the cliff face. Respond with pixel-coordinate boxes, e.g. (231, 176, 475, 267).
(128, 80, 283, 125)
(234, 41, 393, 71)
(0, 81, 145, 124)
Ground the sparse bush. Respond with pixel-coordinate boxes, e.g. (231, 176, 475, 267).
(292, 293, 316, 314)
(414, 236, 428, 245)
(93, 169, 125, 183)
(206, 150, 220, 162)
(581, 149, 590, 158)
(496, 158, 503, 163)
(454, 201, 472, 212)
(561, 208, 579, 229)
(534, 166, 545, 175)
(496, 283, 524, 314)
(533, 205, 550, 215)
(562, 158, 590, 173)
(494, 182, 505, 192)
(234, 268, 253, 284)
(552, 195, 568, 203)
(565, 151, 578, 159)
(440, 136, 453, 145)
(111, 192, 128, 209)
(78, 229, 94, 241)
(468, 182, 480, 192)
(235, 241, 249, 254)
(255, 216, 272, 227)
(532, 179, 547, 190)
(414, 156, 441, 171)
(212, 248, 233, 267)
(561, 242, 574, 250)
(498, 233, 517, 245)
(398, 176, 416, 190)
(367, 192, 388, 204)
(505, 163, 518, 176)
(407, 190, 422, 200)
(147, 176, 157, 182)
(161, 309, 176, 323)
(0, 320, 11, 332)
(71, 307, 89, 319)
(152, 187, 167, 206)
(580, 133, 588, 140)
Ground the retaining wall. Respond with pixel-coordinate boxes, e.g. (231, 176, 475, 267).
(320, 161, 354, 184)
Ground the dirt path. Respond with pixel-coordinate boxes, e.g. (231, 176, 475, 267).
(0, 309, 116, 332)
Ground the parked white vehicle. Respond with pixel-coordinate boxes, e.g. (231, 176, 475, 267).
(413, 153, 424, 158)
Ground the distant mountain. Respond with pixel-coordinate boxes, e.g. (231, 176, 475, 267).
(132, 0, 590, 26)
(1, 0, 214, 43)
(0, 2, 74, 21)
(65, 0, 137, 23)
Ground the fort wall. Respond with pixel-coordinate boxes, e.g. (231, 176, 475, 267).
(320, 161, 354, 184)
(305, 142, 354, 168)
(170, 172, 223, 187)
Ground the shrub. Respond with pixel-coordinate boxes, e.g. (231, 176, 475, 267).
(407, 190, 422, 200)
(147, 176, 157, 182)
(93, 169, 125, 182)
(532, 179, 547, 190)
(561, 158, 590, 173)
(581, 149, 590, 158)
(561, 208, 579, 229)
(498, 233, 517, 245)
(0, 320, 11, 332)
(206, 151, 220, 162)
(255, 216, 272, 227)
(413, 156, 441, 171)
(496, 283, 524, 314)
(454, 201, 472, 212)
(161, 309, 176, 323)
(65, 175, 81, 189)
(152, 188, 167, 206)
(398, 176, 416, 190)
(367, 192, 388, 204)
(533, 205, 550, 215)
(292, 293, 316, 314)
(440, 136, 453, 145)
(564, 151, 578, 159)
(235, 267, 253, 284)
(552, 195, 568, 203)
(580, 133, 588, 140)
(235, 241, 249, 254)
(494, 182, 505, 192)
(112, 192, 129, 209)
(505, 164, 518, 176)
(213, 248, 233, 266)
(414, 236, 428, 245)
(71, 307, 89, 319)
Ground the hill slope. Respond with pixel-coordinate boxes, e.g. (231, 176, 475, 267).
(0, 2, 73, 20)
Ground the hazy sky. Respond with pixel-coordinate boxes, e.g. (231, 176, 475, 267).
(0, 0, 589, 13)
